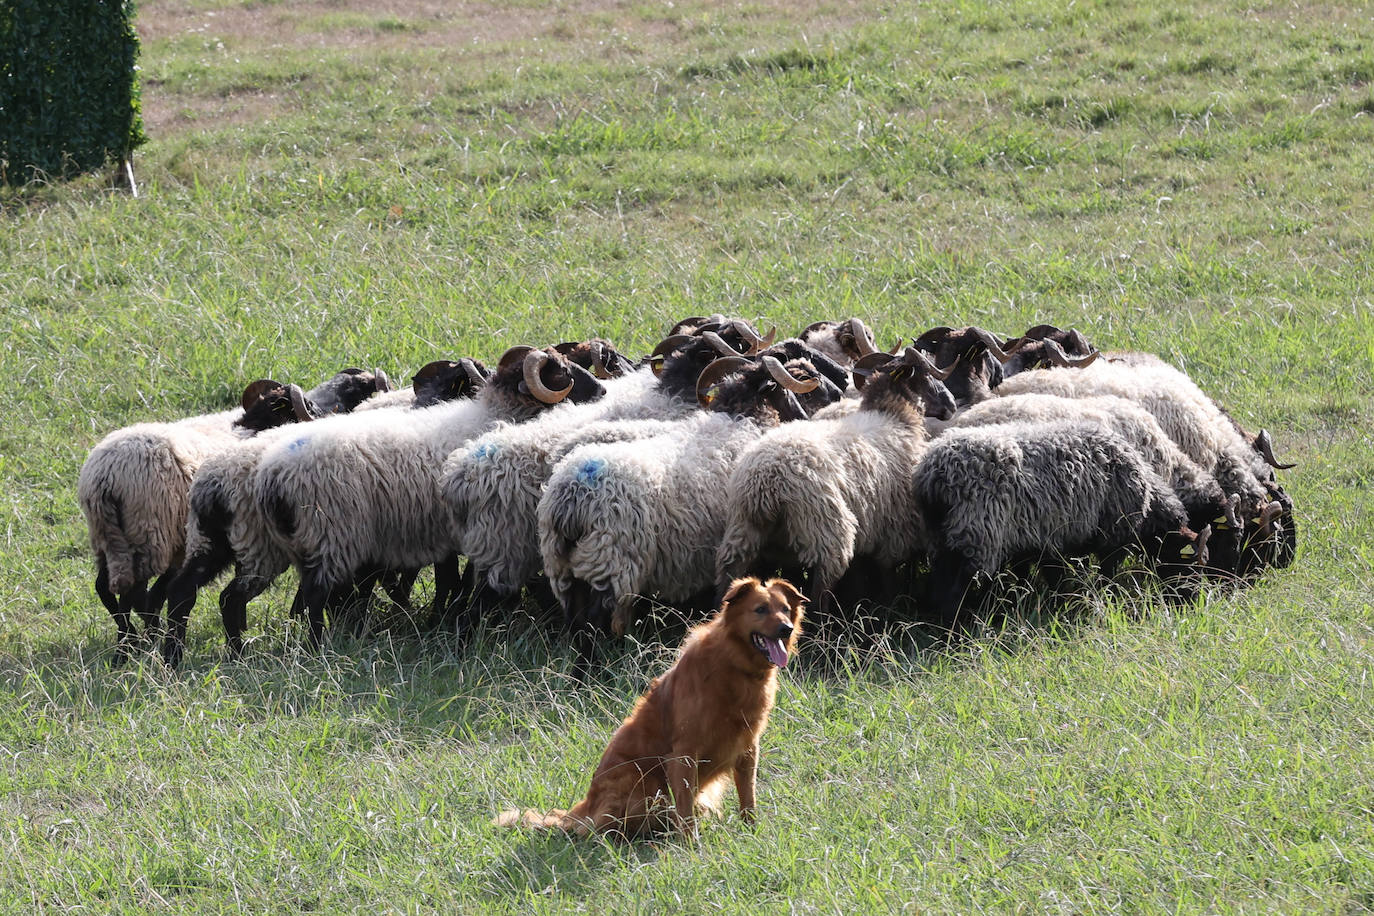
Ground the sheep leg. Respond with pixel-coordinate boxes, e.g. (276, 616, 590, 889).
(217, 571, 275, 658)
(298, 569, 331, 649)
(924, 554, 978, 636)
(141, 571, 173, 637)
(110, 579, 148, 666)
(94, 558, 119, 618)
(380, 567, 419, 610)
(163, 539, 236, 668)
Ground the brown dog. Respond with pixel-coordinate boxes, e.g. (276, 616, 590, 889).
(494, 576, 805, 838)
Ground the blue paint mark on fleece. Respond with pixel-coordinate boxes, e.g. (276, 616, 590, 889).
(574, 457, 607, 488)
(287, 436, 309, 453)
(471, 442, 498, 461)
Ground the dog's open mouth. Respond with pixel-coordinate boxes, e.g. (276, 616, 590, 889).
(751, 632, 789, 668)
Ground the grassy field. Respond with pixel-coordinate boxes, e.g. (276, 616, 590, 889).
(3, 0, 1373, 910)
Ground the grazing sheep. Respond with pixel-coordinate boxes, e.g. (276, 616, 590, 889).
(947, 393, 1243, 578)
(993, 343, 1291, 575)
(251, 346, 607, 646)
(538, 355, 841, 652)
(913, 419, 1211, 626)
(78, 369, 386, 661)
(715, 347, 958, 618)
(162, 359, 490, 667)
(442, 331, 845, 630)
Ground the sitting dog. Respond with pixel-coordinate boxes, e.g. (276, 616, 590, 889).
(494, 576, 805, 838)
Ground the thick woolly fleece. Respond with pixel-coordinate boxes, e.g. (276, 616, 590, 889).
(539, 412, 765, 632)
(948, 394, 1229, 523)
(250, 385, 545, 589)
(716, 405, 933, 591)
(78, 408, 247, 594)
(441, 369, 693, 598)
(78, 372, 383, 596)
(913, 419, 1189, 574)
(993, 361, 1271, 514)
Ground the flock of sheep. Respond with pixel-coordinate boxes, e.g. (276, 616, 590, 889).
(77, 316, 1297, 667)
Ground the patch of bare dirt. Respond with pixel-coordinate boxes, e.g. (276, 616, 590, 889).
(137, 0, 872, 135)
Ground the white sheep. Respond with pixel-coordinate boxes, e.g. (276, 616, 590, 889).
(249, 347, 607, 646)
(714, 348, 958, 618)
(162, 359, 491, 667)
(78, 370, 386, 660)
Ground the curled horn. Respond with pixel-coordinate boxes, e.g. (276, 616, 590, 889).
(651, 334, 694, 360)
(762, 355, 820, 393)
(1255, 500, 1284, 535)
(373, 367, 391, 392)
(970, 327, 1012, 363)
(731, 319, 770, 353)
(802, 319, 835, 336)
(846, 318, 878, 356)
(459, 357, 485, 390)
(904, 346, 953, 381)
(1254, 429, 1296, 470)
(695, 356, 753, 409)
(1066, 328, 1093, 355)
(241, 379, 283, 410)
(1043, 337, 1101, 369)
(701, 330, 742, 357)
(1193, 524, 1211, 564)
(498, 345, 536, 372)
(587, 341, 613, 379)
(1224, 493, 1241, 530)
(287, 384, 316, 422)
(522, 350, 573, 404)
(851, 351, 897, 390)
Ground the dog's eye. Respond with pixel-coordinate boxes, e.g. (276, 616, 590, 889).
(754, 605, 766, 615)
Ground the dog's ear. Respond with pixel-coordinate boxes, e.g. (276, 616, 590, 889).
(767, 578, 808, 622)
(721, 577, 761, 610)
(722, 577, 759, 601)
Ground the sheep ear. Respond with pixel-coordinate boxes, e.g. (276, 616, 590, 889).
(241, 379, 283, 410)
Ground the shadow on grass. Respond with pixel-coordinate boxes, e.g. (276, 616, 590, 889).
(476, 830, 662, 899)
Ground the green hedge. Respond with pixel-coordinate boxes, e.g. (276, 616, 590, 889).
(1, 0, 146, 185)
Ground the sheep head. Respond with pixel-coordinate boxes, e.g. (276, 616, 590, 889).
(235, 380, 321, 432)
(696, 354, 838, 425)
(553, 338, 637, 379)
(652, 331, 755, 404)
(411, 358, 491, 408)
(909, 326, 1014, 407)
(490, 345, 606, 418)
(852, 347, 958, 421)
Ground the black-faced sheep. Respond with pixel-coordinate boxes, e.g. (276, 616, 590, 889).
(714, 347, 958, 619)
(78, 369, 386, 661)
(250, 346, 606, 647)
(161, 359, 490, 667)
(993, 343, 1292, 576)
(947, 393, 1243, 579)
(913, 419, 1211, 627)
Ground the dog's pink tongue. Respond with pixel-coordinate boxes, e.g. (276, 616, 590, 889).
(765, 637, 789, 668)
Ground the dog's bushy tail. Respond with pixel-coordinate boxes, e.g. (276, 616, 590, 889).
(492, 807, 587, 835)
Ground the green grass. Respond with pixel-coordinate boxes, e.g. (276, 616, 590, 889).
(3, 0, 1373, 910)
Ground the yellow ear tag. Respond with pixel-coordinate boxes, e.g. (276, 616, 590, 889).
(1212, 516, 1229, 529)
(1179, 544, 1196, 557)
(1250, 516, 1262, 525)
(704, 386, 720, 406)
